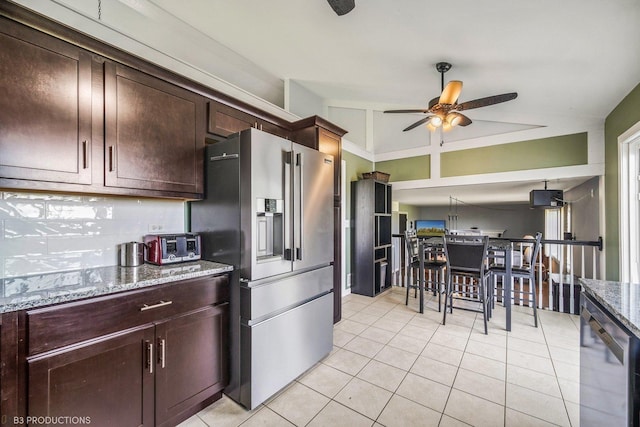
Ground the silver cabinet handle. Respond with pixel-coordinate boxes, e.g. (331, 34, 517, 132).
(140, 300, 173, 311)
(108, 146, 114, 171)
(82, 140, 89, 169)
(146, 341, 154, 374)
(158, 338, 166, 368)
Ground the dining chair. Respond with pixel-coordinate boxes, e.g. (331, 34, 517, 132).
(489, 232, 542, 327)
(404, 229, 446, 311)
(442, 234, 491, 334)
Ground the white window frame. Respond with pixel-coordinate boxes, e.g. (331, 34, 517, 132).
(619, 121, 640, 283)
(545, 207, 563, 261)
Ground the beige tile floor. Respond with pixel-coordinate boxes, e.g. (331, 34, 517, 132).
(179, 286, 580, 427)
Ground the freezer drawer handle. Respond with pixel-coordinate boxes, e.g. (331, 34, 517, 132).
(581, 306, 624, 364)
(140, 300, 173, 311)
(210, 153, 239, 162)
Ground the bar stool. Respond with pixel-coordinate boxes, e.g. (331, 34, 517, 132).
(404, 230, 446, 311)
(442, 234, 491, 334)
(489, 232, 542, 327)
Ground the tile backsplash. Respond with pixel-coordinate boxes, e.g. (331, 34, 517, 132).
(0, 191, 186, 279)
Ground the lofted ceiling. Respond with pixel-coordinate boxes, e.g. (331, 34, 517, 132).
(148, 0, 640, 123)
(17, 0, 639, 205)
(143, 0, 638, 205)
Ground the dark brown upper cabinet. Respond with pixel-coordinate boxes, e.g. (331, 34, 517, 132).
(0, 17, 93, 185)
(207, 100, 289, 139)
(104, 62, 205, 196)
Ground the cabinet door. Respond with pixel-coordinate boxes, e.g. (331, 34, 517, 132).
(28, 325, 155, 426)
(207, 101, 256, 137)
(0, 17, 92, 185)
(259, 120, 290, 139)
(155, 304, 228, 427)
(104, 62, 205, 195)
(207, 101, 289, 139)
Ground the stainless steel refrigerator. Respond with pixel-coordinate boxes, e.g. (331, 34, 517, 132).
(191, 128, 334, 409)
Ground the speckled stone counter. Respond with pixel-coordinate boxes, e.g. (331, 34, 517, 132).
(0, 260, 233, 314)
(580, 278, 640, 338)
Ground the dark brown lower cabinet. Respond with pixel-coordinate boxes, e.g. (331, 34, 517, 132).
(155, 304, 228, 427)
(28, 326, 156, 426)
(17, 275, 229, 426)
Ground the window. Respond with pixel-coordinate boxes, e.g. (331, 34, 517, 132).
(545, 207, 563, 262)
(619, 122, 640, 282)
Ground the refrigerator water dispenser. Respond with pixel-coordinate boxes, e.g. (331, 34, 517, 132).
(256, 198, 283, 260)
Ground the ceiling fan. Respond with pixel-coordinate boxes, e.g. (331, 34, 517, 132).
(384, 62, 518, 132)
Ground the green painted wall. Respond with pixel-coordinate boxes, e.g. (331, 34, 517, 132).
(343, 151, 374, 287)
(604, 82, 640, 280)
(440, 133, 588, 177)
(398, 203, 421, 225)
(375, 155, 430, 181)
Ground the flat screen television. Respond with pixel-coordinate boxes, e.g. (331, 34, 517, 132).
(415, 219, 446, 237)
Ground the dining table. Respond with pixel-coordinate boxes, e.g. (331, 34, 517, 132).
(418, 236, 514, 331)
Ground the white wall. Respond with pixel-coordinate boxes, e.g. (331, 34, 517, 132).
(565, 176, 601, 277)
(0, 191, 185, 279)
(286, 80, 323, 119)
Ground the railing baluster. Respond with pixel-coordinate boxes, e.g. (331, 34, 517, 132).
(548, 250, 554, 310)
(539, 250, 544, 309)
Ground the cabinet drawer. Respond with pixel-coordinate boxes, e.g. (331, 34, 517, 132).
(27, 274, 229, 356)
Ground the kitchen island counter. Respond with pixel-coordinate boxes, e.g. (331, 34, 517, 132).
(580, 278, 640, 338)
(0, 260, 233, 314)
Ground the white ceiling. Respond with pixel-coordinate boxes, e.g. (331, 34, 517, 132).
(149, 0, 640, 122)
(142, 0, 638, 205)
(22, 0, 638, 205)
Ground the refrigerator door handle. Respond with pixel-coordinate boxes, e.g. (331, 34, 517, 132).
(284, 150, 293, 261)
(296, 152, 304, 260)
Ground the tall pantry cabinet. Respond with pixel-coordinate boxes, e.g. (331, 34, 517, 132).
(351, 179, 393, 297)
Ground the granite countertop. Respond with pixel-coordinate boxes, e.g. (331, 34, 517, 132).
(0, 260, 233, 314)
(580, 278, 640, 337)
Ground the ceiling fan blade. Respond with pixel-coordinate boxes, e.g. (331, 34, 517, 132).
(428, 96, 439, 110)
(403, 116, 432, 132)
(456, 92, 518, 111)
(384, 109, 430, 114)
(457, 113, 472, 126)
(439, 80, 463, 105)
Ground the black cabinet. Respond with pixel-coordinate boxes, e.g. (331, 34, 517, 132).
(351, 179, 393, 296)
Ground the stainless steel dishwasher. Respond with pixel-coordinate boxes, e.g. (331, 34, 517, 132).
(580, 294, 639, 426)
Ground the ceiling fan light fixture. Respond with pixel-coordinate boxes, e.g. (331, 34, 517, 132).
(446, 112, 462, 127)
(430, 115, 443, 127)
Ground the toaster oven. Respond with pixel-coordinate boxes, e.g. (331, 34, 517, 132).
(144, 233, 201, 265)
